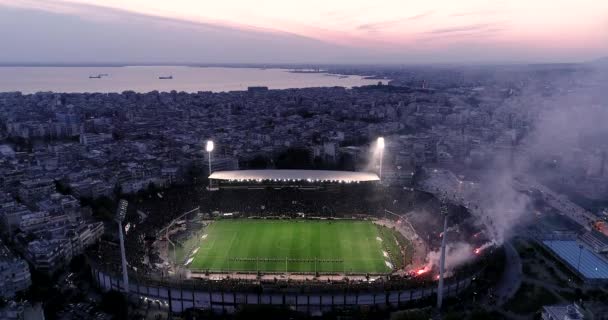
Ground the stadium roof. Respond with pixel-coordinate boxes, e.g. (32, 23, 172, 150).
(543, 240, 608, 280)
(209, 170, 380, 182)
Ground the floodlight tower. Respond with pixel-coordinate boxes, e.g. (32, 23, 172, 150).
(437, 197, 449, 309)
(206, 140, 214, 189)
(115, 199, 129, 294)
(377, 137, 385, 180)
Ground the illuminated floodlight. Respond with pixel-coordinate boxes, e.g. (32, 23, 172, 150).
(377, 137, 385, 180)
(206, 140, 214, 152)
(206, 140, 214, 190)
(377, 137, 385, 149)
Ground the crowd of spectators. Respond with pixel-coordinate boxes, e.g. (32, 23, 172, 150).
(88, 247, 479, 295)
(88, 183, 485, 293)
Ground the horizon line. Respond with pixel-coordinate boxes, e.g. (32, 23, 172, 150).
(0, 60, 598, 68)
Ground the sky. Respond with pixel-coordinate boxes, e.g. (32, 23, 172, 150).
(0, 0, 607, 64)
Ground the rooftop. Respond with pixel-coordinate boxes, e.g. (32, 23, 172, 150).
(543, 240, 608, 280)
(542, 303, 585, 320)
(209, 169, 380, 183)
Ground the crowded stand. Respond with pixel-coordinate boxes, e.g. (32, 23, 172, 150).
(88, 179, 487, 292)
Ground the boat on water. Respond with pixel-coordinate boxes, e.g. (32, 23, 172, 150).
(158, 75, 173, 80)
(89, 75, 102, 79)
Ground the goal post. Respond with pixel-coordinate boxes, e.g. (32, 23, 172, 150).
(220, 256, 346, 274)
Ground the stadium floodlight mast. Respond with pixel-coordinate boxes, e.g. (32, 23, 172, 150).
(437, 196, 449, 310)
(206, 140, 214, 189)
(377, 137, 385, 180)
(115, 199, 129, 294)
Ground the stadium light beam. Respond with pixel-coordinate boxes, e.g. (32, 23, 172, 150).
(206, 140, 214, 189)
(377, 137, 385, 180)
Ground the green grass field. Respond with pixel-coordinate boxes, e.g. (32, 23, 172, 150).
(187, 219, 392, 273)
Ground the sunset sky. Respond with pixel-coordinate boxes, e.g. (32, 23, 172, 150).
(1, 0, 607, 64)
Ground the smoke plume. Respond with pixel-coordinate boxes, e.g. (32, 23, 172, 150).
(424, 241, 475, 272)
(468, 65, 608, 244)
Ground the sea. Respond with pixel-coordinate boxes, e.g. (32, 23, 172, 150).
(0, 66, 383, 93)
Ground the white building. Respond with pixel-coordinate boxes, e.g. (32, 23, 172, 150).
(69, 179, 112, 199)
(79, 133, 112, 146)
(18, 178, 56, 204)
(21, 239, 71, 274)
(0, 203, 31, 236)
(0, 301, 24, 320)
(542, 303, 585, 320)
(0, 241, 31, 298)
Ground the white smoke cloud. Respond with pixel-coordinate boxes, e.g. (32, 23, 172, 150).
(472, 163, 533, 244)
(466, 65, 608, 245)
(424, 241, 475, 271)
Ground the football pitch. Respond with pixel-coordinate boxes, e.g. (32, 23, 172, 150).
(187, 220, 392, 274)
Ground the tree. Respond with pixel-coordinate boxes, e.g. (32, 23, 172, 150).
(390, 308, 431, 320)
(54, 180, 72, 195)
(444, 311, 466, 320)
(248, 155, 271, 169)
(274, 148, 312, 169)
(146, 182, 157, 193)
(113, 183, 123, 198)
(470, 309, 504, 320)
(337, 153, 356, 171)
(235, 305, 304, 320)
(100, 290, 128, 319)
(184, 162, 205, 186)
(80, 196, 117, 221)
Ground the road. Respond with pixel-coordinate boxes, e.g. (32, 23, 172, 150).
(420, 169, 598, 233)
(513, 176, 596, 231)
(494, 241, 523, 306)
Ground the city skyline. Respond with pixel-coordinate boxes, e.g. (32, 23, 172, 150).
(1, 0, 607, 64)
(1, 1, 608, 319)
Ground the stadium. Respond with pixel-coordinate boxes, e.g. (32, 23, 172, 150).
(174, 170, 396, 276)
(89, 168, 501, 314)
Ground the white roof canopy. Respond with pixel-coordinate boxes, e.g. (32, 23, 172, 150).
(209, 170, 380, 182)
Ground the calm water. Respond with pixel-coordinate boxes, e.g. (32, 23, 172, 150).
(0, 66, 383, 93)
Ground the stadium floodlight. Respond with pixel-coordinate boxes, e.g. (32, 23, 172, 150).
(206, 140, 214, 189)
(115, 199, 128, 223)
(205, 140, 214, 152)
(437, 198, 449, 310)
(115, 199, 129, 294)
(377, 137, 385, 180)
